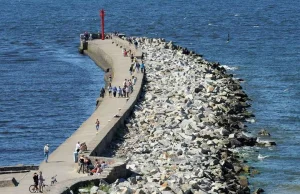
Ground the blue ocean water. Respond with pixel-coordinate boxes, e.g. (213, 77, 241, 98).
(0, 0, 299, 193)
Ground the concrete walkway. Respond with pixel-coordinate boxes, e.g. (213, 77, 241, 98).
(0, 39, 143, 193)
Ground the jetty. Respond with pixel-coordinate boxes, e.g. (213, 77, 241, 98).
(0, 36, 144, 193)
(0, 34, 267, 194)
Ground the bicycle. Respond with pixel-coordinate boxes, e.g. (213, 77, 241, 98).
(28, 184, 39, 193)
(29, 175, 57, 193)
(29, 183, 49, 193)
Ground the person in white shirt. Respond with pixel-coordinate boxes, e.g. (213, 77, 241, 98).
(75, 141, 80, 153)
(100, 161, 107, 170)
(132, 76, 137, 85)
(44, 144, 49, 163)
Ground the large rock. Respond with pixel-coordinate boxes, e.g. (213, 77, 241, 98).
(90, 186, 99, 194)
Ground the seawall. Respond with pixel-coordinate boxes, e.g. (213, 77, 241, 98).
(41, 38, 144, 193)
(83, 39, 144, 156)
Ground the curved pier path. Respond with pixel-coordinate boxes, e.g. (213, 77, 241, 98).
(0, 38, 143, 193)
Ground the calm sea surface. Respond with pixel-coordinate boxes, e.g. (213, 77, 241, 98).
(0, 0, 299, 193)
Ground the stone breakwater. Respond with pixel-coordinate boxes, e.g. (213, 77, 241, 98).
(107, 38, 258, 194)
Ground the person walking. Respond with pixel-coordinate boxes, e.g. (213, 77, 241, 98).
(129, 66, 133, 75)
(130, 53, 134, 62)
(44, 144, 49, 163)
(140, 61, 145, 73)
(117, 86, 122, 97)
(134, 40, 138, 49)
(108, 84, 112, 97)
(113, 86, 117, 97)
(125, 86, 129, 98)
(95, 119, 100, 134)
(100, 87, 105, 98)
(132, 76, 137, 85)
(135, 62, 140, 73)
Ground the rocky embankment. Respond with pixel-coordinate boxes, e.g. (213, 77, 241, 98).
(107, 38, 258, 194)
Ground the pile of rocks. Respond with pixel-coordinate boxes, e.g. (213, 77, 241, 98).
(108, 38, 259, 194)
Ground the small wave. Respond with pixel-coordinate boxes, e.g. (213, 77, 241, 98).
(246, 118, 256, 123)
(221, 65, 238, 70)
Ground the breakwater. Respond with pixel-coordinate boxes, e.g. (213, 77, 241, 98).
(102, 37, 267, 194)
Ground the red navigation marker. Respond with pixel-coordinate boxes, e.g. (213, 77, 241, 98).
(100, 9, 105, 40)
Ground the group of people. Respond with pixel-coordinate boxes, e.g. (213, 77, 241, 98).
(106, 76, 137, 98)
(125, 37, 139, 49)
(33, 171, 44, 192)
(122, 48, 132, 57)
(77, 155, 107, 175)
(129, 60, 145, 75)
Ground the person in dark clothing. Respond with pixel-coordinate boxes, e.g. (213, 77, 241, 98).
(100, 87, 105, 98)
(130, 54, 134, 62)
(33, 172, 39, 191)
(84, 157, 93, 172)
(112, 86, 117, 97)
(141, 52, 144, 60)
(134, 40, 138, 49)
(78, 155, 85, 174)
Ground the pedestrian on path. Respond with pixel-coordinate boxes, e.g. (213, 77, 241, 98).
(113, 86, 117, 97)
(38, 171, 45, 192)
(135, 62, 140, 73)
(130, 54, 134, 62)
(117, 86, 122, 97)
(132, 76, 137, 85)
(134, 40, 138, 49)
(44, 144, 49, 163)
(100, 87, 105, 98)
(141, 61, 145, 73)
(129, 66, 133, 75)
(78, 155, 85, 174)
(33, 172, 38, 191)
(125, 86, 129, 97)
(95, 119, 100, 133)
(75, 141, 80, 153)
(108, 84, 112, 97)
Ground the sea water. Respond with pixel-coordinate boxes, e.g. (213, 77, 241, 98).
(0, 0, 299, 193)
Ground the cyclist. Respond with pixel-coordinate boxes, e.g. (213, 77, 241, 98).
(33, 172, 38, 191)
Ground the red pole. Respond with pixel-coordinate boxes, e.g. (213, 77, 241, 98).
(100, 9, 105, 40)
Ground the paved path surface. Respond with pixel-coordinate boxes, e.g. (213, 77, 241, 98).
(0, 39, 142, 193)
